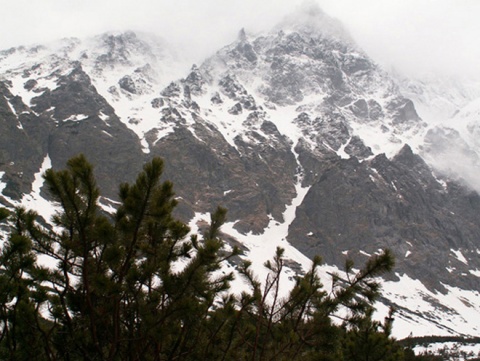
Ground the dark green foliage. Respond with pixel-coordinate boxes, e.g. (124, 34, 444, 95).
(341, 308, 404, 361)
(0, 155, 420, 360)
(0, 208, 53, 361)
(0, 207, 8, 222)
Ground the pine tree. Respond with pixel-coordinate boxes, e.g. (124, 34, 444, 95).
(0, 207, 8, 222)
(0, 156, 417, 360)
(0, 208, 52, 361)
(342, 307, 404, 361)
(1, 155, 238, 360)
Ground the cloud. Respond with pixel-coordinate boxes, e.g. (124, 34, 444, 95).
(317, 0, 480, 79)
(1, 0, 479, 80)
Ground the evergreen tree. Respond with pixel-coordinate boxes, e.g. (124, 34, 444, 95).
(0, 207, 8, 222)
(1, 155, 238, 360)
(342, 307, 404, 361)
(0, 208, 52, 361)
(0, 155, 420, 360)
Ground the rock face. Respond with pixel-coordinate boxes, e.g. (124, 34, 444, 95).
(0, 60, 144, 203)
(2, 6, 480, 337)
(289, 145, 480, 291)
(0, 81, 49, 199)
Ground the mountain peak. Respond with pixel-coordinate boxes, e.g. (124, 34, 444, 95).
(274, 2, 354, 44)
(238, 28, 248, 42)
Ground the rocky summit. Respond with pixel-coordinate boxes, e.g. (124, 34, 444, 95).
(1, 5, 480, 338)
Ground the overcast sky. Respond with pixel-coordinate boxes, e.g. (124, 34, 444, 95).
(2, 0, 479, 79)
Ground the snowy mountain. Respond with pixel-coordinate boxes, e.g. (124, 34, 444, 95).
(2, 5, 480, 339)
(398, 74, 480, 193)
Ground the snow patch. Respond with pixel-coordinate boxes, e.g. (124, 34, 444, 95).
(8, 71, 60, 108)
(451, 249, 468, 265)
(19, 155, 59, 224)
(469, 269, 480, 277)
(337, 137, 351, 159)
(391, 181, 398, 191)
(5, 97, 16, 115)
(98, 112, 109, 121)
(381, 273, 480, 338)
(152, 127, 175, 144)
(98, 197, 120, 214)
(63, 114, 89, 122)
(0, 171, 6, 194)
(189, 180, 312, 300)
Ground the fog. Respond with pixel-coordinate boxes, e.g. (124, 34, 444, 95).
(319, 0, 480, 80)
(1, 0, 479, 80)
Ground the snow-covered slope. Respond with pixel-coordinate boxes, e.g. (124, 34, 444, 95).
(398, 74, 480, 192)
(0, 31, 190, 154)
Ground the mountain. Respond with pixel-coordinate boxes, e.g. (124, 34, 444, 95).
(398, 74, 480, 193)
(2, 5, 480, 339)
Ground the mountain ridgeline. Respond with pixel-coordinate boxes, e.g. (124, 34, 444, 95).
(1, 6, 480, 337)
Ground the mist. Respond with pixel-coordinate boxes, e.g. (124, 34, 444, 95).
(1, 0, 479, 81)
(319, 0, 480, 80)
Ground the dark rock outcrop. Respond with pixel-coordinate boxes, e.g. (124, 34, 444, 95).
(288, 145, 480, 291)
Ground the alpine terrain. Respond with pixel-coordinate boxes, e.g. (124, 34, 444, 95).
(1, 5, 480, 339)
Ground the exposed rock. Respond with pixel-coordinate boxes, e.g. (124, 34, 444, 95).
(345, 135, 373, 158)
(24, 79, 38, 91)
(183, 65, 206, 95)
(0, 81, 49, 199)
(387, 98, 421, 124)
(350, 98, 368, 118)
(228, 102, 242, 115)
(367, 99, 383, 120)
(235, 29, 258, 64)
(288, 146, 480, 291)
(210, 92, 223, 104)
(151, 97, 164, 108)
(161, 82, 181, 98)
(219, 74, 248, 100)
(118, 75, 136, 93)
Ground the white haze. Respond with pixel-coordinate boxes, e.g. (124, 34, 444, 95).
(319, 0, 480, 80)
(1, 0, 479, 81)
